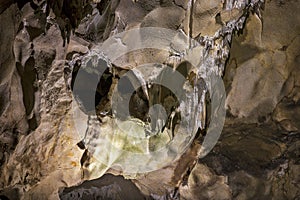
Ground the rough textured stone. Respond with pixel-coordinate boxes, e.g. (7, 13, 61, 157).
(60, 174, 148, 200)
(0, 0, 299, 199)
(179, 163, 231, 200)
(225, 0, 300, 123)
(0, 4, 21, 85)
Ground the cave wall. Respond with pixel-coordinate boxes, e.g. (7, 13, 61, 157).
(0, 0, 299, 199)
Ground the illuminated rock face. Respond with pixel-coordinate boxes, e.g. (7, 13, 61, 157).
(0, 0, 299, 199)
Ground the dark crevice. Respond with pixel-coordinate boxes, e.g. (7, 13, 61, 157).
(71, 57, 113, 115)
(0, 0, 32, 15)
(95, 68, 113, 108)
(16, 53, 38, 132)
(45, 0, 93, 46)
(80, 149, 89, 167)
(0, 194, 10, 200)
(77, 140, 85, 150)
(172, 0, 186, 10)
(0, 0, 14, 14)
(215, 12, 223, 25)
(129, 87, 149, 122)
(59, 174, 150, 200)
(189, 0, 194, 44)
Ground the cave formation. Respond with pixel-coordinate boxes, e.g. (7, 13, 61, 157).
(0, 0, 299, 199)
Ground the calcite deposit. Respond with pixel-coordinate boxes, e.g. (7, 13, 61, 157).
(0, 0, 299, 199)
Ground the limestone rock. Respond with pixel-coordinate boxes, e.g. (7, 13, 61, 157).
(179, 163, 231, 200)
(225, 1, 300, 123)
(0, 4, 21, 86)
(59, 174, 148, 200)
(0, 0, 299, 199)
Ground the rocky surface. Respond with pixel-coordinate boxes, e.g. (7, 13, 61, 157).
(0, 0, 299, 199)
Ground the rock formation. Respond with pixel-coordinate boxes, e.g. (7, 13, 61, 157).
(0, 0, 299, 199)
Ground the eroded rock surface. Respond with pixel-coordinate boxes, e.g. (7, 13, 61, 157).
(0, 0, 299, 199)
